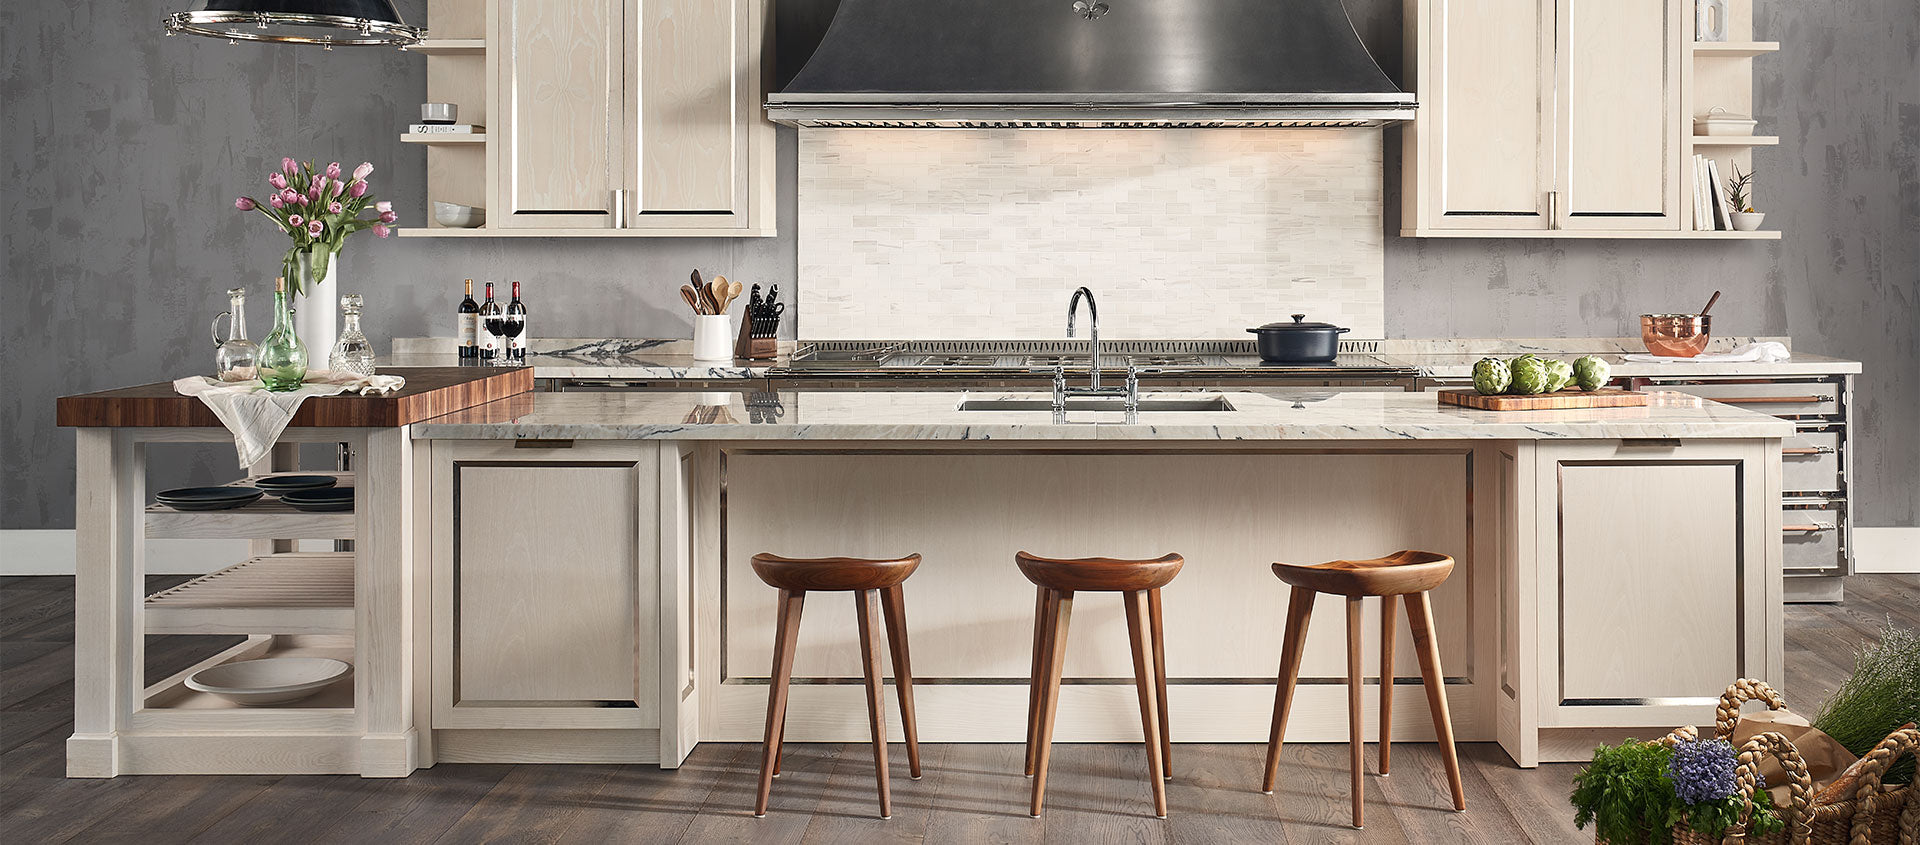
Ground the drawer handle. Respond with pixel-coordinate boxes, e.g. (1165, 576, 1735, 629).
(514, 439, 575, 449)
(1782, 523, 1833, 533)
(1782, 446, 1836, 456)
(1717, 395, 1827, 404)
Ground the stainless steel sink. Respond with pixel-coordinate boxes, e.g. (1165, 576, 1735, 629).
(956, 396, 1238, 412)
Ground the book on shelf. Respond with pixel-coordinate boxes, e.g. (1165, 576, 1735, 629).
(1705, 158, 1733, 231)
(1692, 154, 1712, 230)
(407, 124, 484, 134)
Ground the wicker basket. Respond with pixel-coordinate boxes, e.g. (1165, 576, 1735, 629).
(1599, 679, 1919, 845)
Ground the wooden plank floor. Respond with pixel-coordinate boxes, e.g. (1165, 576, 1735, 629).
(2, 574, 1912, 844)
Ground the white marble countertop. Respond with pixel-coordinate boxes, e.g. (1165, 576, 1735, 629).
(411, 388, 1794, 441)
(381, 352, 774, 380)
(1398, 350, 1863, 379)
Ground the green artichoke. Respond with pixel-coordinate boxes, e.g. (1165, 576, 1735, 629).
(1573, 356, 1611, 391)
(1472, 358, 1512, 395)
(1544, 360, 1575, 393)
(1509, 356, 1552, 394)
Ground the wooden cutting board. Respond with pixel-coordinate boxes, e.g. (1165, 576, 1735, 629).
(1437, 388, 1648, 411)
(57, 367, 533, 428)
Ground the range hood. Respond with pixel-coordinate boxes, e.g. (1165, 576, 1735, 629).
(765, 0, 1414, 128)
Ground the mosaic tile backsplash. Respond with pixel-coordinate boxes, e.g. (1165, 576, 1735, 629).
(798, 128, 1385, 340)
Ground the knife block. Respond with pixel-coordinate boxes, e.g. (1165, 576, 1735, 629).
(734, 319, 778, 360)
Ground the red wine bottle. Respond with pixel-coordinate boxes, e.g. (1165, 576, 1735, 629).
(457, 279, 479, 360)
(478, 282, 503, 362)
(505, 281, 527, 361)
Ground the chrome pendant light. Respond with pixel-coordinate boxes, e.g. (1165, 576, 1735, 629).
(164, 1, 423, 48)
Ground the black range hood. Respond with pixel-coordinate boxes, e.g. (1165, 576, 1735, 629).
(766, 0, 1414, 128)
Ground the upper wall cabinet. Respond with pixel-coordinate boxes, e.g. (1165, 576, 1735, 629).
(403, 0, 776, 238)
(1401, 0, 1778, 239)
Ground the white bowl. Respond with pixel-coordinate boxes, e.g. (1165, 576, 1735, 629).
(186, 657, 352, 706)
(433, 202, 486, 228)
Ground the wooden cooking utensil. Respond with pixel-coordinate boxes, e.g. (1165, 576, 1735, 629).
(727, 279, 742, 309)
(710, 277, 729, 312)
(680, 285, 705, 315)
(1700, 290, 1722, 315)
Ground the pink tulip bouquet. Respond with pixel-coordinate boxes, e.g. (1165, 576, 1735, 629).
(234, 157, 398, 297)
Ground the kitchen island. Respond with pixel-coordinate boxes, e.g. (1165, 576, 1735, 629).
(408, 388, 1789, 770)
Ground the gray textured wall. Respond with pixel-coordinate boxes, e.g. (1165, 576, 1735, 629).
(4, 0, 1915, 531)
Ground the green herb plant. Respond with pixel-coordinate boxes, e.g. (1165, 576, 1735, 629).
(1571, 739, 1783, 844)
(1813, 621, 1920, 785)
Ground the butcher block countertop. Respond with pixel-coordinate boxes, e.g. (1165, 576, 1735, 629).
(56, 366, 532, 428)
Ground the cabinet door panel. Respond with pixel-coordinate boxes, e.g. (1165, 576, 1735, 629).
(456, 462, 640, 703)
(1556, 0, 1681, 228)
(1557, 462, 1740, 702)
(633, 0, 736, 213)
(1433, 0, 1553, 227)
(497, 0, 622, 228)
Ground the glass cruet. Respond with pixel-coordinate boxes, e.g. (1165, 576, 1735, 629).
(328, 293, 375, 377)
(211, 287, 259, 382)
(258, 276, 308, 391)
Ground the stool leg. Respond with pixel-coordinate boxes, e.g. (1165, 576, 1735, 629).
(880, 584, 921, 780)
(1346, 596, 1365, 829)
(755, 589, 805, 817)
(1024, 586, 1049, 778)
(1148, 587, 1172, 781)
(1406, 590, 1467, 812)
(1261, 586, 1316, 794)
(1379, 593, 1397, 776)
(1124, 590, 1169, 818)
(854, 589, 892, 819)
(1030, 589, 1073, 818)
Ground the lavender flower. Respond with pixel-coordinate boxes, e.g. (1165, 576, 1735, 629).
(1667, 738, 1741, 805)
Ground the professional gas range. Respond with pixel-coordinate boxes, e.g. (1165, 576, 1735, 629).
(773, 340, 1422, 389)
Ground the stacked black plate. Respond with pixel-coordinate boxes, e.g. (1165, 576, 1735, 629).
(280, 488, 355, 513)
(155, 486, 264, 511)
(253, 474, 339, 495)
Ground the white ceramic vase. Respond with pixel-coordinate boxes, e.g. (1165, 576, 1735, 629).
(1730, 211, 1765, 232)
(294, 249, 339, 367)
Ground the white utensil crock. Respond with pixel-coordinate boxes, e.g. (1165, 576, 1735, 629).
(692, 314, 733, 361)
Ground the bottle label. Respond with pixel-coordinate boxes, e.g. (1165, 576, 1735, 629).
(459, 313, 477, 346)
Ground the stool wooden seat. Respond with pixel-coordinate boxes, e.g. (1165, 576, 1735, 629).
(751, 552, 922, 820)
(1260, 550, 1465, 829)
(1018, 551, 1183, 819)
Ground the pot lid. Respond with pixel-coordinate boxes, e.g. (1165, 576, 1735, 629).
(1250, 314, 1346, 332)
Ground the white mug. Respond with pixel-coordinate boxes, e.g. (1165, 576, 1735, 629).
(692, 314, 734, 361)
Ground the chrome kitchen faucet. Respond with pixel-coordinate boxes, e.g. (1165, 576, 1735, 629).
(1056, 287, 1140, 415)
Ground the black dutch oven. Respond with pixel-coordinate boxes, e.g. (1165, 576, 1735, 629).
(1248, 314, 1350, 363)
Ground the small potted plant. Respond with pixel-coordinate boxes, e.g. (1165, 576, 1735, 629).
(1726, 164, 1765, 231)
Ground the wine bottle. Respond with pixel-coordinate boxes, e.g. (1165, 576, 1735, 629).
(457, 279, 480, 360)
(505, 281, 528, 361)
(478, 281, 504, 363)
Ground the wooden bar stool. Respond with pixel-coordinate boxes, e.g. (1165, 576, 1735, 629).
(1018, 551, 1182, 819)
(1259, 549, 1466, 829)
(750, 552, 922, 820)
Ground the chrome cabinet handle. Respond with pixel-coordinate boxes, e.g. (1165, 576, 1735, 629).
(1547, 190, 1559, 229)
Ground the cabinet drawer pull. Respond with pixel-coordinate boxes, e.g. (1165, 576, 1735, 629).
(1782, 446, 1835, 456)
(1782, 523, 1832, 533)
(1717, 395, 1827, 404)
(1618, 438, 1682, 448)
(514, 439, 575, 449)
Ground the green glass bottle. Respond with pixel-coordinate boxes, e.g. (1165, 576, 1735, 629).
(258, 275, 308, 391)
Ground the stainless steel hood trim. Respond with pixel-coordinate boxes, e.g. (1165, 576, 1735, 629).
(766, 105, 1415, 129)
(769, 91, 1416, 106)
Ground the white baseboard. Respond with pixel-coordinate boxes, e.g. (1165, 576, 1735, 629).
(1, 530, 250, 576)
(1854, 527, 1920, 574)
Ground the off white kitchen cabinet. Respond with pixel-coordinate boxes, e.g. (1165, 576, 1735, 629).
(407, 0, 775, 237)
(1403, 0, 1744, 238)
(427, 440, 664, 763)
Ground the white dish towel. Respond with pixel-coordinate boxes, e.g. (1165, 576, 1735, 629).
(1621, 341, 1791, 365)
(174, 371, 406, 467)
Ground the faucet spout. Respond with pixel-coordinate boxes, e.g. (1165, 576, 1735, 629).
(1066, 287, 1101, 390)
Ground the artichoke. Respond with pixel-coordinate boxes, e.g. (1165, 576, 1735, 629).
(1544, 360, 1575, 393)
(1509, 356, 1552, 394)
(1472, 357, 1512, 395)
(1573, 355, 1611, 392)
